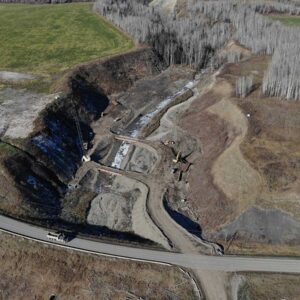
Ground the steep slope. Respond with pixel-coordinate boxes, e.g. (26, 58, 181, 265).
(0, 48, 164, 227)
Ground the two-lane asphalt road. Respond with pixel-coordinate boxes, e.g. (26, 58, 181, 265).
(1, 215, 300, 273)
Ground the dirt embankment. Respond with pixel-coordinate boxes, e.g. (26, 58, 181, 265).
(216, 57, 300, 255)
(179, 55, 300, 255)
(60, 47, 164, 96)
(0, 0, 90, 3)
(0, 48, 164, 229)
(180, 79, 237, 230)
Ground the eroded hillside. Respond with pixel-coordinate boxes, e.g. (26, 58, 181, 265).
(0, 48, 165, 240)
(166, 52, 300, 256)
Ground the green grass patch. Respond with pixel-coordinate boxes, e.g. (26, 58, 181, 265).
(270, 15, 300, 26)
(0, 3, 133, 77)
(0, 142, 20, 156)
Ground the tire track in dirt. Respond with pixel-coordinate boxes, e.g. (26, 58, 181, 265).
(208, 98, 263, 218)
(147, 74, 232, 300)
(179, 79, 236, 231)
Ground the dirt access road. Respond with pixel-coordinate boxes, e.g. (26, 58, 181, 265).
(70, 72, 232, 299)
(143, 76, 232, 300)
(97, 76, 232, 299)
(70, 68, 297, 299)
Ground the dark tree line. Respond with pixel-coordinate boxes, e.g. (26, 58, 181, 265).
(95, 0, 300, 100)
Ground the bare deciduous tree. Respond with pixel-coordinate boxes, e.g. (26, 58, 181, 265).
(236, 76, 254, 98)
(94, 0, 300, 100)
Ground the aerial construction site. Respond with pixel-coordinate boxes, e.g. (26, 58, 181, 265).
(0, 0, 300, 299)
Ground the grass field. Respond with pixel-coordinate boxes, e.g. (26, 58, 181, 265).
(0, 232, 196, 299)
(271, 15, 300, 26)
(0, 3, 133, 76)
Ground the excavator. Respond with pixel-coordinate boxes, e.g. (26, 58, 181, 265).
(72, 99, 91, 163)
(163, 140, 175, 146)
(172, 151, 181, 163)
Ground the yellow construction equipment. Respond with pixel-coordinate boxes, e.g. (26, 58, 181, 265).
(163, 140, 175, 146)
(173, 151, 181, 163)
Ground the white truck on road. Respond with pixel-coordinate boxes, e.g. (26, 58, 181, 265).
(46, 232, 67, 243)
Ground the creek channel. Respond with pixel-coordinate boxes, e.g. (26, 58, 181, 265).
(110, 81, 194, 168)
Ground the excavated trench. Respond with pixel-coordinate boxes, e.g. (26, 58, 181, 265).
(0, 45, 214, 249)
(0, 48, 166, 245)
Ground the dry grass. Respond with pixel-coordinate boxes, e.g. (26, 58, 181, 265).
(209, 98, 262, 215)
(226, 241, 300, 256)
(0, 232, 196, 300)
(179, 52, 300, 255)
(239, 272, 300, 300)
(214, 56, 300, 254)
(180, 80, 236, 231)
(239, 95, 300, 220)
(220, 56, 300, 220)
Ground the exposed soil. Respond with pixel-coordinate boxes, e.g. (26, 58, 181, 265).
(218, 207, 300, 244)
(0, 71, 34, 82)
(87, 176, 141, 232)
(0, 48, 166, 239)
(183, 106, 234, 229)
(174, 54, 300, 255)
(179, 80, 236, 231)
(239, 97, 300, 215)
(220, 56, 300, 254)
(1, 36, 299, 300)
(127, 146, 158, 174)
(59, 47, 165, 96)
(0, 88, 56, 139)
(209, 98, 262, 216)
(64, 65, 193, 248)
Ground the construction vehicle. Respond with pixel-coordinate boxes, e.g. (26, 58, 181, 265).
(71, 99, 91, 163)
(67, 183, 79, 191)
(171, 167, 178, 174)
(177, 170, 183, 181)
(83, 142, 89, 151)
(180, 162, 191, 173)
(173, 151, 181, 163)
(82, 155, 91, 162)
(46, 232, 67, 243)
(163, 140, 175, 146)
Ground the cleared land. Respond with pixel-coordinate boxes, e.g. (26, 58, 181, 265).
(214, 56, 300, 255)
(153, 45, 300, 256)
(0, 3, 133, 88)
(0, 232, 196, 300)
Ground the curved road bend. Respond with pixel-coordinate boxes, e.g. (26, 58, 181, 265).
(0, 215, 300, 273)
